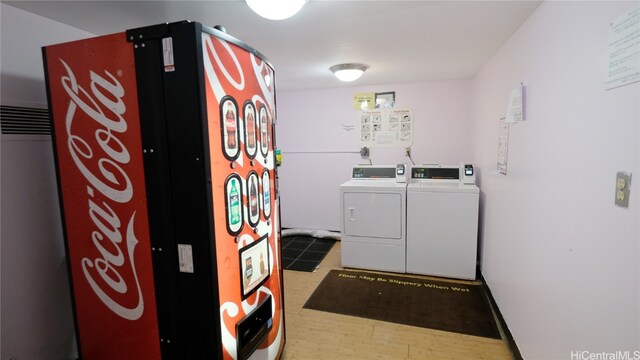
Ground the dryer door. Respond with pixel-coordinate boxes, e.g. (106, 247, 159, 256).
(343, 192, 403, 240)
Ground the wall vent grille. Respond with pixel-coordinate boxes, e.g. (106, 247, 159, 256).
(0, 105, 51, 135)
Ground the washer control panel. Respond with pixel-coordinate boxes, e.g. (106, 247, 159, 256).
(409, 163, 476, 185)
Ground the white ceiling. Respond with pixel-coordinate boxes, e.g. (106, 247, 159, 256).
(4, 0, 541, 92)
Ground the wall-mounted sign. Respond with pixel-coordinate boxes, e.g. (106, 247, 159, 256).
(353, 92, 375, 110)
(505, 83, 525, 123)
(375, 91, 395, 108)
(605, 6, 640, 90)
(358, 108, 413, 148)
(497, 117, 509, 175)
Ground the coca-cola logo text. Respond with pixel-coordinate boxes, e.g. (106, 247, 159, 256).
(59, 59, 144, 320)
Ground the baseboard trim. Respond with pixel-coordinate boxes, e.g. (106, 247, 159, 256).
(480, 273, 523, 360)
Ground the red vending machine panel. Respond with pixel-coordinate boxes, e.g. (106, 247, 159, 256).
(202, 32, 283, 359)
(43, 33, 161, 359)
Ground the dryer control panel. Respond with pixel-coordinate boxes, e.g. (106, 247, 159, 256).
(352, 166, 396, 179)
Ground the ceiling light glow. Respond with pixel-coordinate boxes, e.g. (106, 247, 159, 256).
(246, 0, 307, 20)
(330, 63, 369, 82)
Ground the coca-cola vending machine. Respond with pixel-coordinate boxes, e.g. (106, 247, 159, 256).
(42, 21, 284, 360)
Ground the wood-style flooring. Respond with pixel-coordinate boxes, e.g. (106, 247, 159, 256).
(280, 241, 513, 360)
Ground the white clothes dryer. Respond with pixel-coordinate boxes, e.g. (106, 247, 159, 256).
(340, 165, 407, 273)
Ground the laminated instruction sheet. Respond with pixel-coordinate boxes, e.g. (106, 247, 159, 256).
(359, 108, 413, 148)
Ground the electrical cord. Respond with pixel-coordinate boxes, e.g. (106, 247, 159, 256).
(406, 149, 415, 165)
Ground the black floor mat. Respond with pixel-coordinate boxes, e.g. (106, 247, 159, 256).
(281, 236, 336, 272)
(304, 270, 501, 339)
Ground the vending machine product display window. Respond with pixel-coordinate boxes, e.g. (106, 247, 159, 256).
(247, 171, 261, 227)
(244, 100, 258, 159)
(225, 173, 245, 235)
(240, 235, 271, 300)
(221, 95, 240, 160)
(262, 170, 272, 219)
(259, 105, 270, 159)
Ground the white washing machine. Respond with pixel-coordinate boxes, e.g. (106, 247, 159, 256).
(340, 164, 407, 273)
(406, 164, 479, 280)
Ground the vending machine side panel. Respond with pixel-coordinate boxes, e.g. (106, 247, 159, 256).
(200, 26, 285, 360)
(43, 33, 161, 359)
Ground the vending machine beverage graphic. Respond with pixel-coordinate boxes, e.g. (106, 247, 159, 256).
(262, 170, 272, 218)
(43, 21, 284, 360)
(229, 178, 242, 226)
(247, 172, 260, 227)
(246, 109, 256, 149)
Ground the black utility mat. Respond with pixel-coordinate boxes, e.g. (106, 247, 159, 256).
(281, 236, 336, 272)
(304, 270, 501, 339)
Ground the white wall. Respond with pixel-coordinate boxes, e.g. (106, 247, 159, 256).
(277, 80, 472, 230)
(1, 4, 94, 359)
(472, 1, 640, 359)
(0, 4, 92, 106)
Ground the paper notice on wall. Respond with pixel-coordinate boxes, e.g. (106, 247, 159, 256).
(340, 122, 355, 132)
(358, 108, 413, 148)
(605, 6, 640, 90)
(505, 84, 525, 123)
(497, 117, 509, 175)
(353, 93, 376, 110)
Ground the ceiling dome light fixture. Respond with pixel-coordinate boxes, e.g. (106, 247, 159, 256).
(330, 63, 369, 82)
(246, 0, 307, 20)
